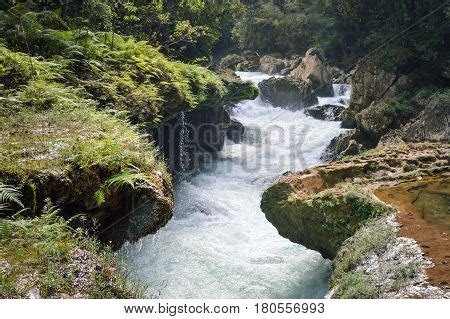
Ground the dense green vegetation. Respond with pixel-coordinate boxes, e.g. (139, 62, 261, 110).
(2, 1, 447, 68)
(232, 0, 449, 69)
(0, 192, 142, 298)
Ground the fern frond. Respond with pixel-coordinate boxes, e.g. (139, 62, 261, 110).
(0, 184, 24, 210)
(106, 168, 150, 190)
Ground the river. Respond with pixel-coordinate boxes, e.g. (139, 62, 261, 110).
(120, 72, 350, 298)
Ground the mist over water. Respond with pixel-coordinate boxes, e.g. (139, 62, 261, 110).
(120, 72, 348, 298)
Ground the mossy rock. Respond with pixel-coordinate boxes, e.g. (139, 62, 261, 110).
(0, 105, 173, 248)
(261, 183, 393, 259)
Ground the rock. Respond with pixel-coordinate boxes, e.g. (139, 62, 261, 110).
(261, 143, 449, 260)
(378, 130, 406, 147)
(259, 55, 287, 75)
(260, 168, 394, 259)
(290, 48, 333, 96)
(321, 129, 373, 162)
(154, 106, 231, 173)
(356, 101, 399, 139)
(258, 76, 318, 109)
(350, 59, 400, 110)
(226, 118, 245, 143)
(219, 52, 259, 71)
(304, 104, 345, 121)
(328, 66, 350, 84)
(399, 91, 449, 142)
(358, 88, 449, 143)
(220, 69, 259, 102)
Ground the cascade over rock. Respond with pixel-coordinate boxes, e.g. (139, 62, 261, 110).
(305, 104, 345, 121)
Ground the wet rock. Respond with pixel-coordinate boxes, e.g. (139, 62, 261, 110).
(220, 69, 259, 102)
(304, 104, 345, 121)
(226, 118, 245, 143)
(154, 106, 231, 173)
(258, 76, 318, 109)
(328, 66, 350, 84)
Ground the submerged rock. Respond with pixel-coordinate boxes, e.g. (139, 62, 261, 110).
(304, 104, 345, 121)
(258, 76, 318, 109)
(226, 118, 245, 143)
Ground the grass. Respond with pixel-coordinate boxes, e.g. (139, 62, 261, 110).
(332, 271, 379, 299)
(331, 217, 396, 286)
(0, 105, 168, 183)
(0, 205, 143, 298)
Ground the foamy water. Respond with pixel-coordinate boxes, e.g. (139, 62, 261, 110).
(120, 72, 349, 298)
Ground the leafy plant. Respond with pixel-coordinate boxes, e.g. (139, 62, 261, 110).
(0, 184, 24, 212)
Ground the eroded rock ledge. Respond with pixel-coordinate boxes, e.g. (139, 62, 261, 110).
(260, 143, 449, 298)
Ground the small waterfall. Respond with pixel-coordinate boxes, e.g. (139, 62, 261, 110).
(178, 112, 189, 173)
(317, 84, 352, 107)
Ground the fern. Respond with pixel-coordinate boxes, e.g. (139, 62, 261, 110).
(106, 167, 151, 190)
(94, 189, 106, 206)
(0, 184, 24, 211)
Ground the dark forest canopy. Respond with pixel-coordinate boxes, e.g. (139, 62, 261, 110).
(1, 0, 448, 68)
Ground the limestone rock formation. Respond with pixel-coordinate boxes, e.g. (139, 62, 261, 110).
(261, 144, 447, 258)
(261, 143, 449, 297)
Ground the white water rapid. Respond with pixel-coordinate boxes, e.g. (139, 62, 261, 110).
(120, 72, 349, 298)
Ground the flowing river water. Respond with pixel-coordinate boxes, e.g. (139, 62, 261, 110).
(120, 72, 350, 298)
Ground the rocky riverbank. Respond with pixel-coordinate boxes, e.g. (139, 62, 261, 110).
(261, 143, 449, 298)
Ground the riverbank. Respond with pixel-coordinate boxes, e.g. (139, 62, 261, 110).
(261, 143, 449, 298)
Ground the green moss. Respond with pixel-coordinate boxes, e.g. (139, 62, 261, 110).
(0, 205, 142, 298)
(262, 181, 394, 259)
(305, 187, 393, 255)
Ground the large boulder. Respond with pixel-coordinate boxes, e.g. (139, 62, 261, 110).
(258, 76, 318, 109)
(378, 90, 449, 146)
(290, 48, 333, 96)
(399, 90, 449, 142)
(304, 104, 345, 121)
(219, 51, 260, 71)
(259, 55, 287, 75)
(261, 143, 449, 259)
(342, 56, 415, 129)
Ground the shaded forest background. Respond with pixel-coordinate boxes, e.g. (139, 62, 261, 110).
(1, 0, 448, 69)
